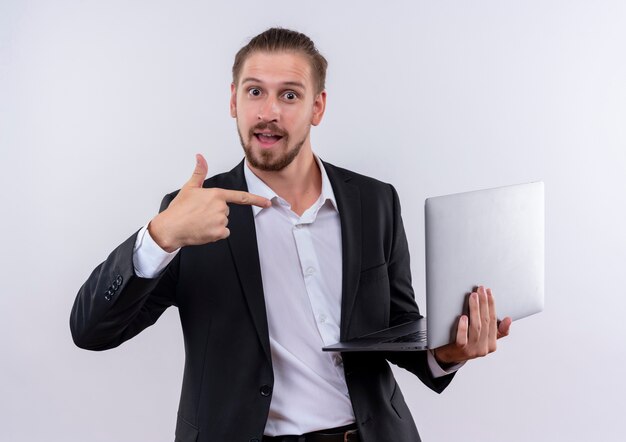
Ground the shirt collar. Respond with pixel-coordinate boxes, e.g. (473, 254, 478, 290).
(244, 155, 338, 217)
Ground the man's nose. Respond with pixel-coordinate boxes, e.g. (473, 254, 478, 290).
(257, 96, 279, 122)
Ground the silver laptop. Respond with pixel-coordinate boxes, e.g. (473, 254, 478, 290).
(323, 181, 544, 352)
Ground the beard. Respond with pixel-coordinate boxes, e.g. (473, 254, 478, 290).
(237, 121, 308, 172)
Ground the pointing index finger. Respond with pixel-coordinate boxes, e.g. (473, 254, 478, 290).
(220, 189, 271, 208)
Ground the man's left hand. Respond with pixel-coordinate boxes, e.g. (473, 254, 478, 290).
(433, 286, 512, 365)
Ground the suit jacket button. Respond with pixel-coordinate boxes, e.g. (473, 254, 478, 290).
(260, 384, 272, 397)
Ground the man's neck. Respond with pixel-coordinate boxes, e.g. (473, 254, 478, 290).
(249, 148, 322, 216)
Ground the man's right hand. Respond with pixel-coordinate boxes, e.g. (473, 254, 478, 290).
(148, 154, 271, 252)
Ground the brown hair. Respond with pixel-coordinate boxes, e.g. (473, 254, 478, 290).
(232, 28, 328, 94)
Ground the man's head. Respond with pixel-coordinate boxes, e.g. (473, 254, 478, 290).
(230, 28, 328, 172)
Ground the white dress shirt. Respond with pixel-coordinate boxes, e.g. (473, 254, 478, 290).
(132, 156, 461, 436)
(243, 158, 355, 435)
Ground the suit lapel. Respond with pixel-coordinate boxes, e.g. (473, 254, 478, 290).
(324, 162, 362, 341)
(219, 162, 272, 362)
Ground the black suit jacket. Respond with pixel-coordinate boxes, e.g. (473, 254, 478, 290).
(70, 160, 455, 442)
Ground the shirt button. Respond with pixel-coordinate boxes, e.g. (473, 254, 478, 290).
(306, 267, 315, 276)
(319, 314, 327, 323)
(334, 354, 343, 366)
(260, 384, 272, 397)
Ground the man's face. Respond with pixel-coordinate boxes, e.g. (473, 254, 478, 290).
(230, 51, 326, 172)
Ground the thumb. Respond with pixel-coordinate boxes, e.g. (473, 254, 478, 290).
(184, 153, 208, 188)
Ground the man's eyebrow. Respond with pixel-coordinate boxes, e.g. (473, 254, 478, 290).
(282, 81, 306, 90)
(241, 77, 263, 84)
(241, 77, 306, 90)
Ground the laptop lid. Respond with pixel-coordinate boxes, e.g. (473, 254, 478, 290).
(425, 181, 544, 348)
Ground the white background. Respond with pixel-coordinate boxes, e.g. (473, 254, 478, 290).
(1, 1, 625, 441)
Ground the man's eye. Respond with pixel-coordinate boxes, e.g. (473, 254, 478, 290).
(283, 92, 297, 100)
(249, 88, 261, 97)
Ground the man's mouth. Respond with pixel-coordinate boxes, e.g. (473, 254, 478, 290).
(253, 132, 284, 147)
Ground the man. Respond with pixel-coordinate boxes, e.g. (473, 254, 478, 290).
(71, 28, 511, 442)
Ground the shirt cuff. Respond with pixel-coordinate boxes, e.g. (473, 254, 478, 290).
(427, 349, 465, 378)
(132, 223, 180, 278)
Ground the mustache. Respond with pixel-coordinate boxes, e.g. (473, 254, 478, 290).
(249, 122, 287, 137)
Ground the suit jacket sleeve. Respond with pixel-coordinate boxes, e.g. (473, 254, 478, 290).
(70, 194, 179, 350)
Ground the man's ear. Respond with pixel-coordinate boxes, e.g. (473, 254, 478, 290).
(230, 83, 237, 118)
(311, 90, 327, 126)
